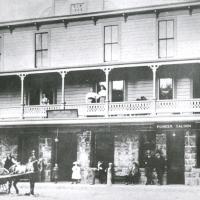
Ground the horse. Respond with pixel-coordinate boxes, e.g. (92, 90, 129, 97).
(6, 158, 43, 195)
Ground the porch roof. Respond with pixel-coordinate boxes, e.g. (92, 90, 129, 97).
(0, 57, 199, 77)
(0, 114, 199, 128)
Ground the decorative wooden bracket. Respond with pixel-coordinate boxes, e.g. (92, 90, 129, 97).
(34, 22, 40, 31)
(91, 17, 98, 26)
(62, 20, 68, 28)
(8, 25, 14, 34)
(154, 10, 159, 19)
(122, 13, 128, 23)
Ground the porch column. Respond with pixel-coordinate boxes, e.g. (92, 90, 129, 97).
(149, 65, 159, 115)
(103, 68, 112, 117)
(18, 73, 27, 119)
(59, 70, 68, 109)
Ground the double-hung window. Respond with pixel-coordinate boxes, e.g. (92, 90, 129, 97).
(104, 25, 119, 62)
(35, 32, 48, 68)
(158, 20, 174, 58)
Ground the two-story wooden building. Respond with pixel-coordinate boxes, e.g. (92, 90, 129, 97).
(0, 0, 200, 184)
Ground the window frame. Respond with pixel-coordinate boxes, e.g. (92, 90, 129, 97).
(111, 80, 125, 102)
(35, 32, 49, 68)
(158, 77, 174, 100)
(158, 19, 175, 59)
(103, 25, 120, 62)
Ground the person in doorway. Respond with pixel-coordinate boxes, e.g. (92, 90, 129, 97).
(144, 150, 154, 185)
(97, 85, 106, 103)
(41, 93, 49, 105)
(71, 161, 81, 184)
(154, 150, 166, 185)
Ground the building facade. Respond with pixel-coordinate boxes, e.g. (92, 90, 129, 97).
(0, 0, 200, 185)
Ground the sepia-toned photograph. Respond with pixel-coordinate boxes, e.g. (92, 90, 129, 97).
(0, 0, 200, 199)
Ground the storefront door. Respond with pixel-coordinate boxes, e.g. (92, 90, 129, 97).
(167, 131, 184, 184)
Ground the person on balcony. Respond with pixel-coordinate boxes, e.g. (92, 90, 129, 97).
(85, 88, 98, 103)
(41, 93, 49, 105)
(98, 85, 106, 103)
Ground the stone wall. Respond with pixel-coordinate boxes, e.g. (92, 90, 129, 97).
(114, 134, 139, 176)
(77, 131, 92, 183)
(0, 132, 18, 167)
(156, 133, 167, 157)
(184, 130, 200, 185)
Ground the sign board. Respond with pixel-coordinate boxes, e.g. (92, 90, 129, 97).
(156, 123, 192, 129)
(47, 109, 78, 118)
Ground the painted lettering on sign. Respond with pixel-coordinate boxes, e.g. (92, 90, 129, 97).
(156, 124, 192, 129)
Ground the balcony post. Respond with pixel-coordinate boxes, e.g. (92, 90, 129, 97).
(103, 68, 112, 117)
(18, 73, 27, 119)
(149, 65, 159, 115)
(59, 70, 68, 109)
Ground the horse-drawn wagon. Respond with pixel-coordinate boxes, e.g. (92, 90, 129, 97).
(0, 159, 43, 195)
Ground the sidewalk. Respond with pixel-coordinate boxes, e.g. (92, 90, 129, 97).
(2, 182, 200, 200)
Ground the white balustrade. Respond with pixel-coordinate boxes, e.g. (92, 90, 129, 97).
(1, 99, 200, 119)
(109, 101, 153, 116)
(0, 106, 21, 119)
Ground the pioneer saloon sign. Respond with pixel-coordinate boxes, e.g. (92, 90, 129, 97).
(156, 123, 192, 129)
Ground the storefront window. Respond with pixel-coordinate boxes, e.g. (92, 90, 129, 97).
(159, 78, 173, 100)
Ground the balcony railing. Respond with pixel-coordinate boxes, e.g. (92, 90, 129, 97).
(0, 99, 200, 120)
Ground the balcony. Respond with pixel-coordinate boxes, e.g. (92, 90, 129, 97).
(0, 99, 200, 120)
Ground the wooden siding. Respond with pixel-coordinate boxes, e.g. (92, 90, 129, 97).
(177, 13, 200, 58)
(176, 78, 191, 99)
(103, 0, 194, 10)
(121, 16, 157, 62)
(0, 10, 200, 71)
(0, 89, 21, 106)
(50, 24, 103, 67)
(57, 84, 91, 104)
(3, 31, 34, 71)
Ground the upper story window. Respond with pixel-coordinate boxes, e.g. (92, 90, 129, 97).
(35, 32, 48, 68)
(104, 25, 119, 62)
(159, 78, 173, 100)
(158, 20, 174, 58)
(70, 3, 85, 14)
(112, 80, 124, 102)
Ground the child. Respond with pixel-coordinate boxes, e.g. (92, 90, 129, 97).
(71, 161, 81, 184)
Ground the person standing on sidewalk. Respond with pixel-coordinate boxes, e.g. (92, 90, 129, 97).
(154, 150, 166, 185)
(71, 161, 81, 184)
(144, 150, 154, 185)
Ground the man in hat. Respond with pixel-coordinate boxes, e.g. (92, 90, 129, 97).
(28, 150, 38, 195)
(154, 150, 166, 185)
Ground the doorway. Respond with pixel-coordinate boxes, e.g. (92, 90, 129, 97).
(57, 133, 77, 181)
(18, 134, 39, 164)
(167, 131, 184, 184)
(94, 133, 114, 168)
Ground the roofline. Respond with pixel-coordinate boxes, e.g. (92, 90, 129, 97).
(0, 1, 200, 29)
(0, 57, 199, 77)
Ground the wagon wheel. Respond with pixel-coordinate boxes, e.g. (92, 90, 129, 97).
(0, 168, 9, 193)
